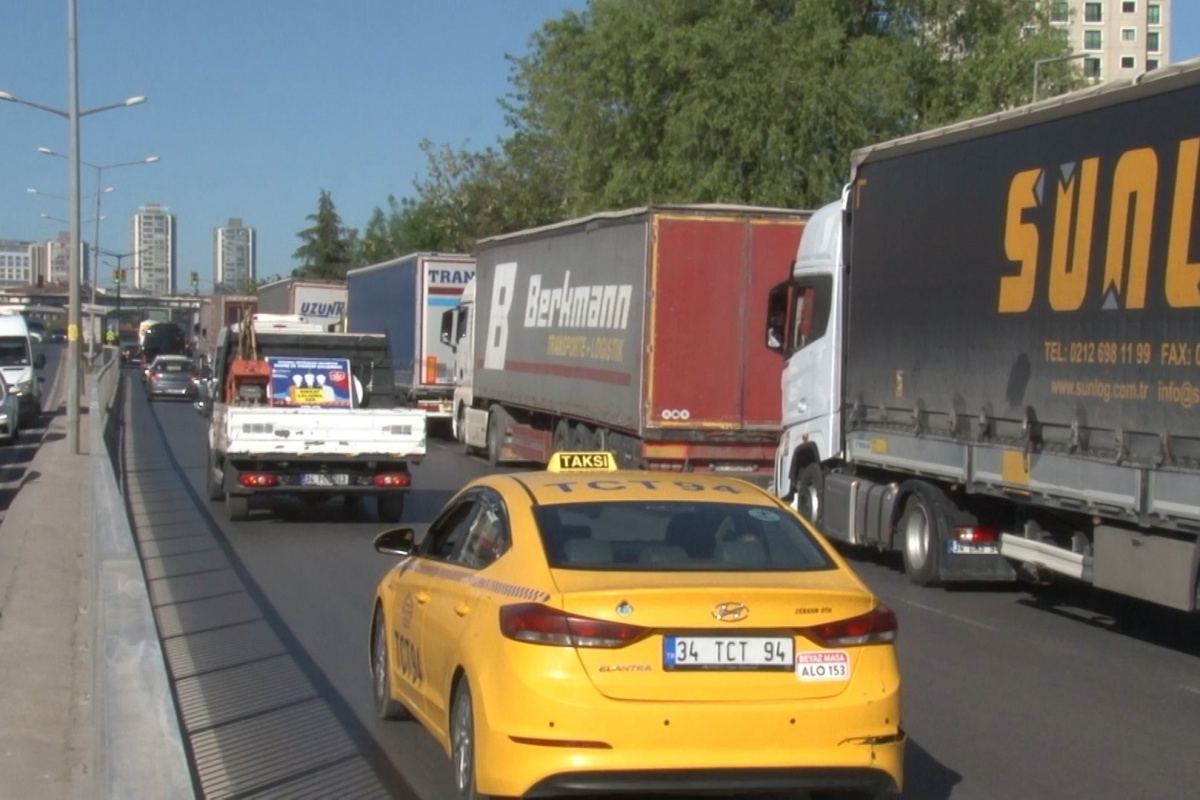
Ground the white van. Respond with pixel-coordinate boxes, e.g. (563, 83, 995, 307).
(0, 313, 47, 426)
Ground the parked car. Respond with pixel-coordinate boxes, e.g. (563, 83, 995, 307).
(145, 355, 200, 402)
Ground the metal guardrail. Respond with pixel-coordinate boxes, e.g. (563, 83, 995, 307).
(89, 349, 195, 798)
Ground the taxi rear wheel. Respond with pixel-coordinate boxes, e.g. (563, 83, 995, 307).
(451, 681, 511, 800)
(371, 606, 410, 721)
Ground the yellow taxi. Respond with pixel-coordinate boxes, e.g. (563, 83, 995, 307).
(369, 452, 904, 799)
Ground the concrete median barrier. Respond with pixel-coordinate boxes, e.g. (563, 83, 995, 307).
(90, 348, 194, 798)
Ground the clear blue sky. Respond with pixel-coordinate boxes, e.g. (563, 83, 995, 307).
(1, 1, 1197, 292)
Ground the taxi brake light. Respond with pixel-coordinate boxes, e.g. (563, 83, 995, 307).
(499, 603, 646, 648)
(802, 605, 897, 647)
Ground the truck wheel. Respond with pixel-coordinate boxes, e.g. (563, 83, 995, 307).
(206, 450, 224, 502)
(378, 493, 405, 523)
(456, 407, 472, 453)
(486, 410, 504, 466)
(792, 463, 824, 527)
(570, 423, 595, 451)
(227, 493, 250, 522)
(900, 489, 944, 586)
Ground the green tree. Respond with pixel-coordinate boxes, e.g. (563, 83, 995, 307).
(293, 189, 356, 280)
(497, 0, 1077, 211)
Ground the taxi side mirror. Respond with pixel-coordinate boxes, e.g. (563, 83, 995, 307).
(374, 527, 416, 556)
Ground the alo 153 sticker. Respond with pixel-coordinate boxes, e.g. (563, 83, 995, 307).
(795, 651, 851, 682)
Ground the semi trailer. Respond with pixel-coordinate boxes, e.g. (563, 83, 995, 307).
(769, 60, 1200, 611)
(443, 204, 810, 480)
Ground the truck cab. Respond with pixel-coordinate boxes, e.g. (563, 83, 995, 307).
(440, 277, 476, 444)
(767, 196, 847, 515)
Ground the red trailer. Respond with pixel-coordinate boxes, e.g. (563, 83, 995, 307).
(446, 205, 811, 482)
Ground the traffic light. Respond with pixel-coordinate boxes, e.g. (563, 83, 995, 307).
(113, 268, 126, 284)
(190, 271, 199, 286)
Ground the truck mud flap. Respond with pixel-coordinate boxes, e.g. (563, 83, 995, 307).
(938, 550, 1017, 582)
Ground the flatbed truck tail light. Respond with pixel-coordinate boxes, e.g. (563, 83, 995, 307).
(953, 525, 998, 543)
(238, 473, 278, 488)
(801, 605, 897, 647)
(373, 473, 411, 487)
(499, 603, 647, 648)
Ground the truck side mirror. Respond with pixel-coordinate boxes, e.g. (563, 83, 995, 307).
(34, 353, 46, 370)
(440, 309, 456, 350)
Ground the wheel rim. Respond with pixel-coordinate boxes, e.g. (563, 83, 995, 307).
(372, 614, 387, 708)
(904, 503, 931, 570)
(452, 691, 473, 794)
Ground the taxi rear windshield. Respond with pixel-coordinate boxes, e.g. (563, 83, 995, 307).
(533, 502, 834, 572)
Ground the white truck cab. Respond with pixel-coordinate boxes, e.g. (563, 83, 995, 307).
(440, 278, 478, 445)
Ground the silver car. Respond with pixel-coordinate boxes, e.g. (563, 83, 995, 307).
(146, 355, 200, 402)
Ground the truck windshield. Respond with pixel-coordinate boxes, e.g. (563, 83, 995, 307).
(0, 336, 31, 367)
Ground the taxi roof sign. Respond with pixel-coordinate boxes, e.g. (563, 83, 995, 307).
(547, 451, 618, 473)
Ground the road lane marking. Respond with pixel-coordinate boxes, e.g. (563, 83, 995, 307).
(1182, 685, 1200, 696)
(889, 597, 1001, 632)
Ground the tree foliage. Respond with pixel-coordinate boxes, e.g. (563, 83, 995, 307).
(292, 189, 356, 279)
(300, 0, 1081, 260)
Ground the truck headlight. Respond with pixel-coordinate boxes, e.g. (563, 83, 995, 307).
(16, 380, 31, 396)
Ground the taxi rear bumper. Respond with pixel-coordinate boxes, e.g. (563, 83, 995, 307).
(524, 765, 900, 798)
(472, 646, 904, 798)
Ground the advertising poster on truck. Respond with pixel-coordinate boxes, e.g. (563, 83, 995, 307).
(266, 356, 353, 408)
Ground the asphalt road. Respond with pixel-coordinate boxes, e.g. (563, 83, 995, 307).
(0, 341, 63, 525)
(124, 386, 1200, 800)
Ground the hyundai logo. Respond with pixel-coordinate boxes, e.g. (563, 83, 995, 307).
(712, 602, 749, 622)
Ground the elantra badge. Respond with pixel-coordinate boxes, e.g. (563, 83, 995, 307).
(712, 602, 749, 622)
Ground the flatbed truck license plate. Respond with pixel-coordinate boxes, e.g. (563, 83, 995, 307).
(663, 635, 794, 670)
(301, 473, 349, 487)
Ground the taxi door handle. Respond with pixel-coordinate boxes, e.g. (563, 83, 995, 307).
(415, 591, 430, 605)
(454, 602, 470, 617)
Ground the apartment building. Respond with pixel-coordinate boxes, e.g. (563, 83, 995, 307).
(213, 217, 256, 289)
(1050, 0, 1171, 83)
(131, 203, 177, 295)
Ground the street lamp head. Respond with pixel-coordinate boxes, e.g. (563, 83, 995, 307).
(124, 96, 147, 107)
(37, 146, 54, 155)
(0, 91, 13, 102)
(145, 156, 160, 164)
(26, 187, 37, 194)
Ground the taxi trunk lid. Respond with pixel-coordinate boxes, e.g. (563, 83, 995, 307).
(548, 569, 880, 702)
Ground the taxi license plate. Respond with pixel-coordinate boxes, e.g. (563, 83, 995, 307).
(301, 473, 349, 487)
(663, 636, 794, 671)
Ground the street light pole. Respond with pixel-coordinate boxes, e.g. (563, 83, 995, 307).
(0, 5, 146, 454)
(67, 0, 82, 453)
(1033, 52, 1090, 103)
(37, 149, 159, 361)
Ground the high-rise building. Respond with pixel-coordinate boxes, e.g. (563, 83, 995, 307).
(131, 203, 176, 295)
(1049, 1, 1171, 84)
(213, 218, 256, 290)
